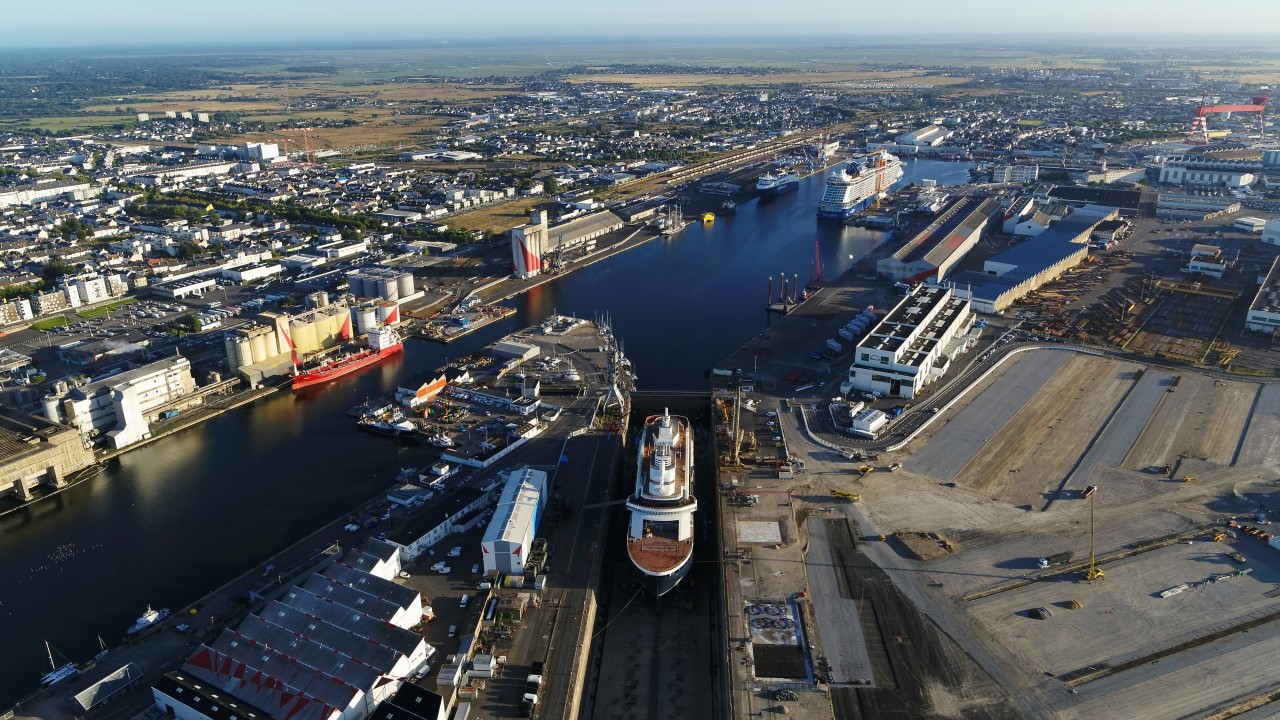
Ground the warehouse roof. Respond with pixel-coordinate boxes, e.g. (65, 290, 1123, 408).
(371, 684, 446, 720)
(389, 486, 486, 545)
(299, 573, 402, 624)
(266, 594, 422, 657)
(239, 607, 404, 672)
(483, 468, 545, 547)
(154, 671, 269, 720)
(1046, 186, 1143, 211)
(323, 561, 419, 609)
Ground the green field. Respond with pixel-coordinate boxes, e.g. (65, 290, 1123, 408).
(76, 297, 137, 319)
(31, 316, 69, 331)
(1016, 119, 1047, 127)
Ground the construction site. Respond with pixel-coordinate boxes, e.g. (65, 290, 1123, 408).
(858, 348, 1280, 719)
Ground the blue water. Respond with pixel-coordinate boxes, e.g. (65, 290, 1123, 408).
(0, 159, 971, 706)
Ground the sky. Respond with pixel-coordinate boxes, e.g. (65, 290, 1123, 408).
(7, 0, 1280, 46)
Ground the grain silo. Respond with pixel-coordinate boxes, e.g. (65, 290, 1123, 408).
(289, 318, 320, 357)
(232, 335, 252, 366)
(248, 329, 269, 363)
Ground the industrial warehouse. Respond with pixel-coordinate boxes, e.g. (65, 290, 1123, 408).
(480, 467, 547, 576)
(877, 196, 999, 283)
(947, 204, 1116, 313)
(510, 209, 624, 279)
(152, 538, 438, 720)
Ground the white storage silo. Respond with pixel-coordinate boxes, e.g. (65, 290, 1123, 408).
(397, 273, 415, 298)
(375, 301, 398, 325)
(355, 305, 379, 334)
(377, 277, 399, 302)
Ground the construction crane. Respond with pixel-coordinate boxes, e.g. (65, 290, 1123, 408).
(1084, 484, 1105, 582)
(1186, 96, 1268, 144)
(278, 127, 319, 165)
(871, 150, 888, 210)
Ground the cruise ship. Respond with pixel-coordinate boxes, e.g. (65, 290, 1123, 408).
(756, 170, 800, 197)
(816, 150, 904, 220)
(625, 409, 697, 596)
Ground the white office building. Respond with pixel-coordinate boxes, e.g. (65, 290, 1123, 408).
(843, 285, 974, 399)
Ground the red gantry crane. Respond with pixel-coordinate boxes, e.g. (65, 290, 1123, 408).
(1186, 96, 1269, 144)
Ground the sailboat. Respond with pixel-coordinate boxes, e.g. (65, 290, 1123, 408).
(40, 640, 79, 687)
(94, 635, 109, 661)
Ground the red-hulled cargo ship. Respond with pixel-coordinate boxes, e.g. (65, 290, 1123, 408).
(292, 324, 403, 390)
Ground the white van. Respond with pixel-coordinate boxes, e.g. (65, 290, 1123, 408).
(448, 624, 457, 638)
(459, 594, 470, 608)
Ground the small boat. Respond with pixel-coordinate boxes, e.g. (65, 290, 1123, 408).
(41, 641, 79, 687)
(126, 605, 170, 636)
(94, 635, 109, 661)
(702, 212, 715, 223)
(720, 199, 737, 214)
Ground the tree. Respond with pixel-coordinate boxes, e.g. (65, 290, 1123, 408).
(543, 175, 560, 195)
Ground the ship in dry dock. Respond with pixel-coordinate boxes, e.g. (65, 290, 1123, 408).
(625, 409, 697, 596)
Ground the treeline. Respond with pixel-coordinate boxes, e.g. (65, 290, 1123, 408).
(0, 54, 245, 121)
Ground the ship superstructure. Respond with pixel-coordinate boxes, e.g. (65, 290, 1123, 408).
(817, 150, 904, 220)
(757, 170, 800, 196)
(292, 324, 403, 390)
(626, 409, 697, 596)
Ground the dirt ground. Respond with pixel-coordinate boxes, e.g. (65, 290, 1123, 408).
(952, 355, 1142, 507)
(840, 348, 1280, 719)
(1122, 373, 1256, 470)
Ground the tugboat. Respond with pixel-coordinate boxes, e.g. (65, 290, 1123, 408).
(720, 198, 738, 215)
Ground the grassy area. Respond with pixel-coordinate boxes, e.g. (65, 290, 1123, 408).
(445, 199, 537, 235)
(31, 316, 69, 331)
(76, 297, 138, 319)
(0, 114, 136, 133)
(1016, 119, 1047, 127)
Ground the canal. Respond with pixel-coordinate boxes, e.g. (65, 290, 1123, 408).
(0, 158, 971, 706)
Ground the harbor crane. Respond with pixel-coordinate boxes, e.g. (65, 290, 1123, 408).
(1186, 96, 1268, 144)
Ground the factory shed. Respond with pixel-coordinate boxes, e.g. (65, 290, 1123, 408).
(948, 205, 1113, 314)
(481, 467, 547, 575)
(387, 486, 489, 562)
(878, 197, 998, 283)
(1046, 186, 1143, 215)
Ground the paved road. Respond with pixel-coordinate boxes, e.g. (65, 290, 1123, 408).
(804, 517, 875, 685)
(905, 352, 1070, 481)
